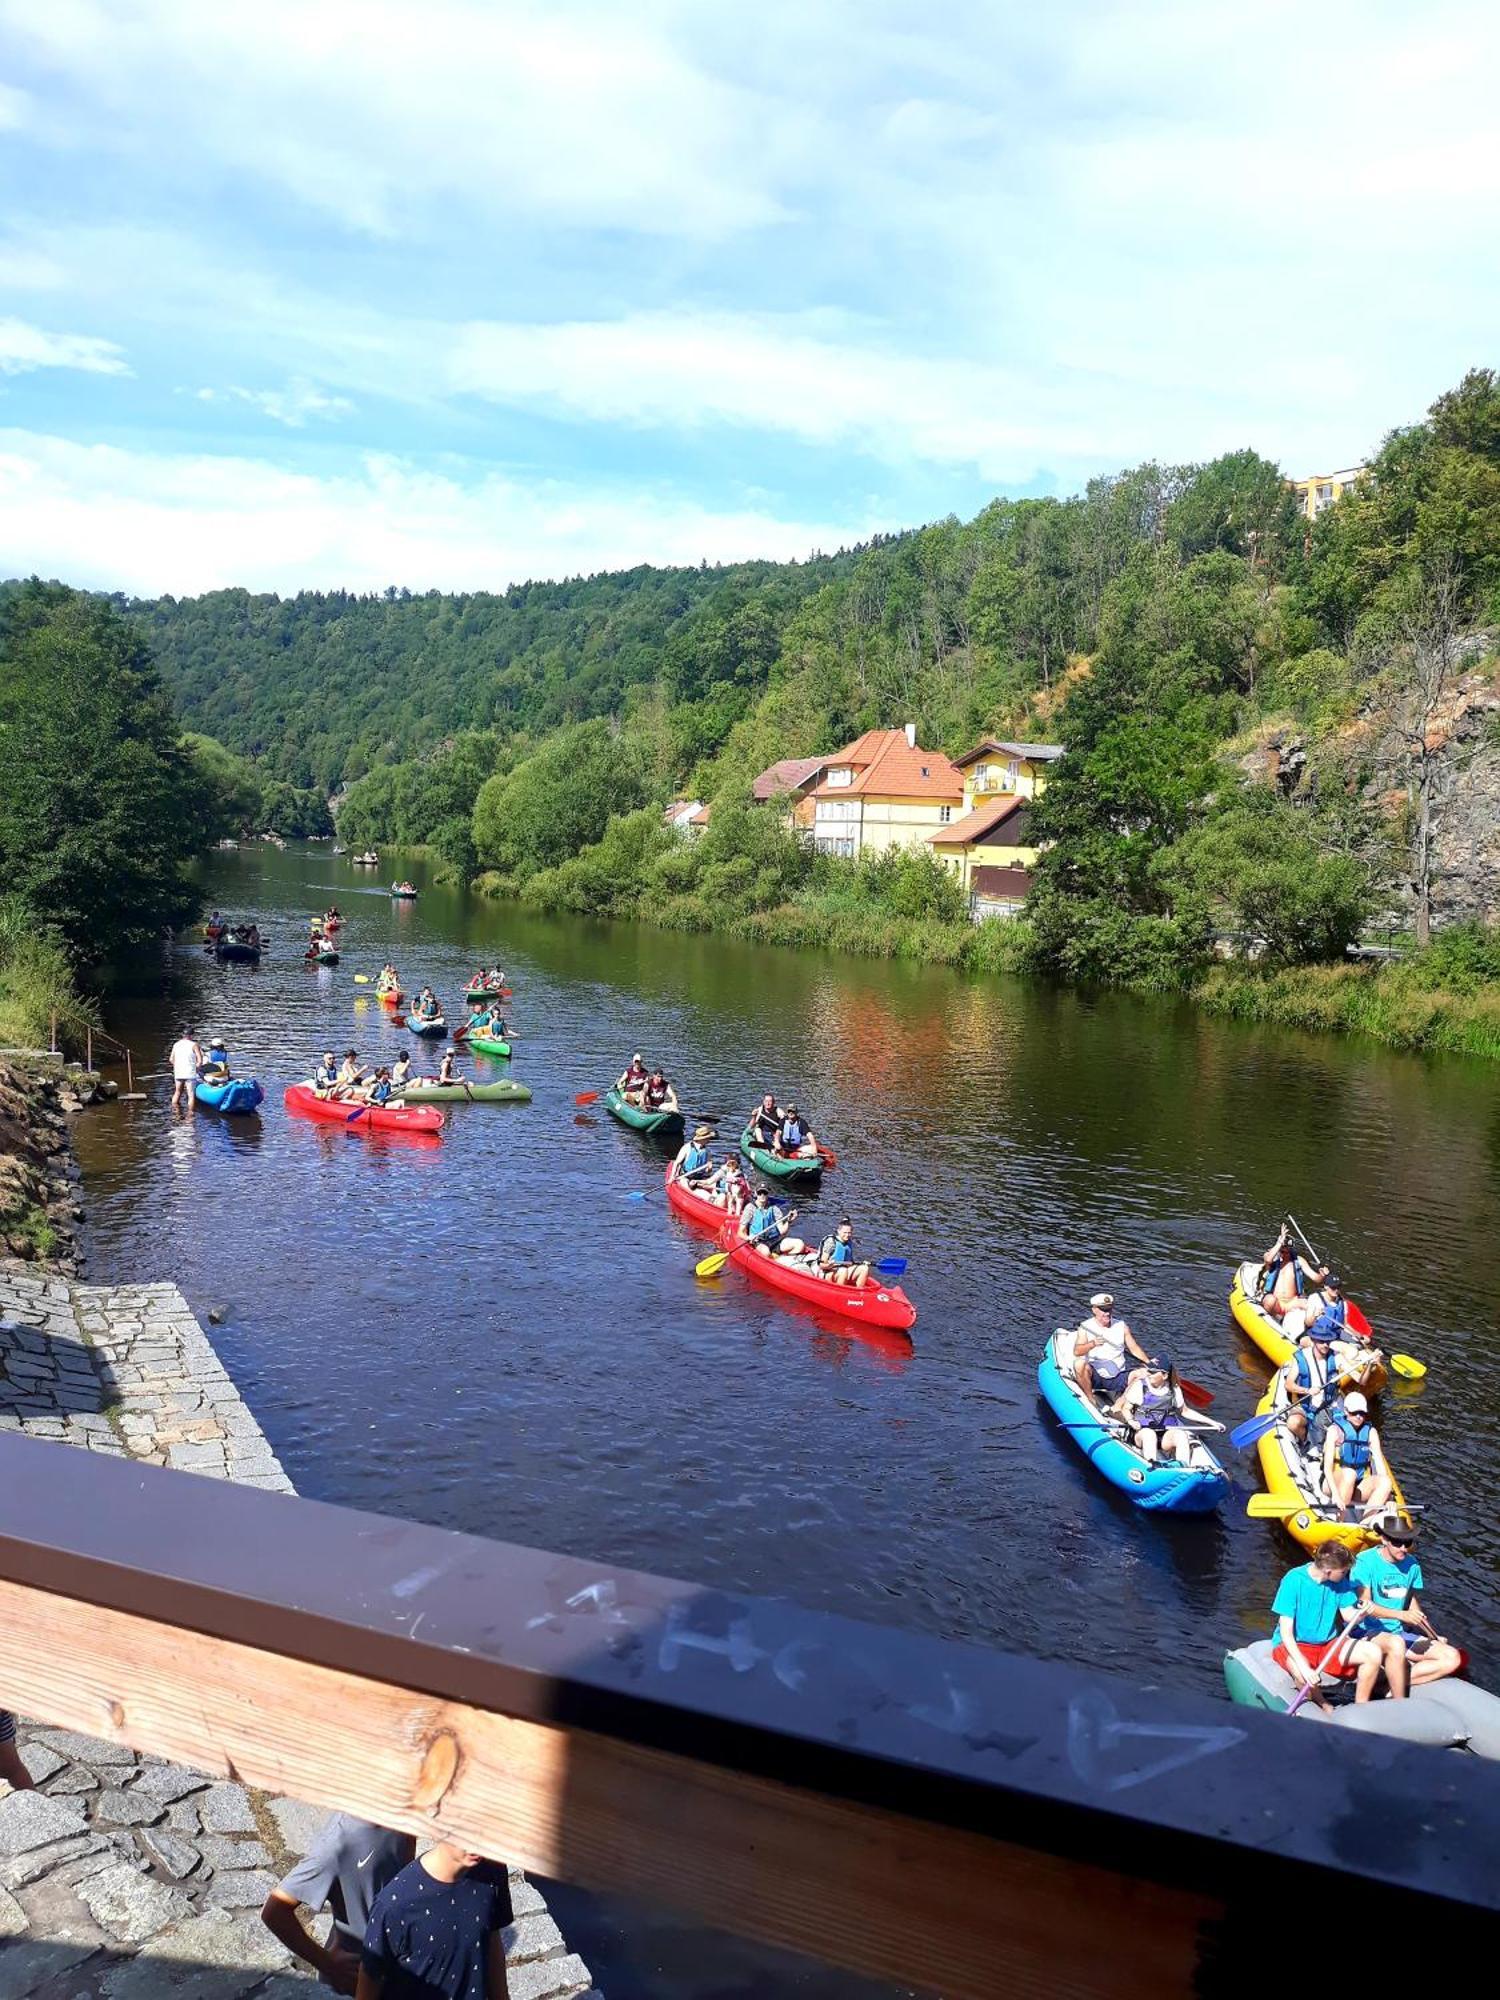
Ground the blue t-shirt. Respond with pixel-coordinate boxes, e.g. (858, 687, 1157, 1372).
(361, 1857, 512, 1999)
(1351, 1547, 1424, 1633)
(1271, 1564, 1358, 1644)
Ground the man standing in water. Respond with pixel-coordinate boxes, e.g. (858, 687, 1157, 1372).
(169, 1024, 202, 1110)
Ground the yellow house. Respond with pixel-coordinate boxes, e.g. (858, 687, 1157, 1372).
(809, 726, 964, 859)
(1290, 467, 1367, 520)
(927, 739, 1064, 910)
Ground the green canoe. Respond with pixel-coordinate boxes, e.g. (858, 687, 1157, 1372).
(740, 1125, 823, 1183)
(604, 1085, 685, 1139)
(466, 1033, 512, 1058)
(395, 1079, 531, 1104)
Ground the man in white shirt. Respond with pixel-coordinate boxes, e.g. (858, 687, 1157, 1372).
(1072, 1292, 1150, 1412)
(169, 1026, 203, 1109)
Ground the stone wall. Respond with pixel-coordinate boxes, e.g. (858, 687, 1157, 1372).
(0, 1265, 599, 2000)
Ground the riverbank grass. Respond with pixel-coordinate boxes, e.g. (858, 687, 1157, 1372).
(1197, 959, 1500, 1058)
(0, 900, 97, 1053)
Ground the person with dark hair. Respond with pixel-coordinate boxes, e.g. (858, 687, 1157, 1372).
(1350, 1518, 1463, 1690)
(357, 1840, 513, 1999)
(169, 1025, 203, 1110)
(814, 1217, 870, 1288)
(1117, 1358, 1195, 1465)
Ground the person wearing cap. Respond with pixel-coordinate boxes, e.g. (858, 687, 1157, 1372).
(616, 1053, 649, 1102)
(1270, 1543, 1378, 1709)
(200, 1036, 231, 1080)
(1071, 1294, 1149, 1413)
(669, 1124, 718, 1187)
(1116, 1358, 1196, 1465)
(776, 1102, 819, 1161)
(736, 1187, 807, 1260)
(1351, 1519, 1463, 1689)
(814, 1217, 872, 1289)
(1276, 1322, 1340, 1445)
(1322, 1392, 1393, 1522)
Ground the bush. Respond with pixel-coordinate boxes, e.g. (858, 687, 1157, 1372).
(0, 899, 97, 1050)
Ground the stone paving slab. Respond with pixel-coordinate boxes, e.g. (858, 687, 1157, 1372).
(1, 1265, 599, 1997)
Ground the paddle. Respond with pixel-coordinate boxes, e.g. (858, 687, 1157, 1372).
(576, 1089, 601, 1106)
(1230, 1372, 1349, 1451)
(1285, 1600, 1370, 1717)
(1284, 1212, 1427, 1379)
(816, 1142, 839, 1168)
(1246, 1494, 1426, 1520)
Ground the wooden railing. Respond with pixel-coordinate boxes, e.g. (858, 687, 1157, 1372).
(1, 1431, 1496, 1995)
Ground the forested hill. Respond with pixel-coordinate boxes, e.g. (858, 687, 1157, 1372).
(124, 553, 859, 793)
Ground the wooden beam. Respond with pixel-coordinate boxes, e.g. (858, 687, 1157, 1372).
(0, 1577, 1213, 1999)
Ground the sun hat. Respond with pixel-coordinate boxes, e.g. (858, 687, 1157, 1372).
(693, 1124, 716, 1141)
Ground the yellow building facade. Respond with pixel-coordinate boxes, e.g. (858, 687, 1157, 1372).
(1291, 467, 1367, 520)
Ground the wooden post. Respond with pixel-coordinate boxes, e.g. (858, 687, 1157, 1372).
(86, 1027, 93, 1073)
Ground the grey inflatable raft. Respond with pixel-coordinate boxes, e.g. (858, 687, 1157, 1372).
(1225, 1642, 1500, 1757)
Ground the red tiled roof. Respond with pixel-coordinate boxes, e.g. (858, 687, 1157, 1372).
(812, 729, 963, 802)
(689, 804, 712, 826)
(928, 796, 1030, 846)
(752, 756, 826, 802)
(951, 739, 1064, 769)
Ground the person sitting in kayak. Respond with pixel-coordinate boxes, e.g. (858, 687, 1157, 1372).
(737, 1189, 807, 1260)
(413, 986, 439, 1020)
(313, 1051, 339, 1098)
(617, 1053, 649, 1101)
(707, 1154, 751, 1215)
(1350, 1518, 1462, 1691)
(1071, 1293, 1150, 1412)
(1117, 1359, 1195, 1466)
(359, 1066, 395, 1108)
(200, 1037, 230, 1079)
(1270, 1543, 1377, 1711)
(748, 1093, 783, 1149)
(376, 963, 400, 995)
(334, 1050, 365, 1099)
(390, 1050, 413, 1091)
(1258, 1223, 1327, 1320)
(642, 1068, 678, 1114)
(669, 1125, 718, 1187)
(1322, 1392, 1393, 1522)
(814, 1218, 870, 1288)
(777, 1103, 819, 1160)
(437, 1048, 461, 1087)
(1275, 1322, 1340, 1445)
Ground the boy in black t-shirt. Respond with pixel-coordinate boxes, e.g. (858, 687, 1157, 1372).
(357, 1841, 513, 2000)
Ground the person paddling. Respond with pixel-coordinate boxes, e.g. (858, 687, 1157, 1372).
(390, 1050, 413, 1092)
(1323, 1392, 1394, 1523)
(736, 1188, 807, 1260)
(669, 1125, 717, 1187)
(814, 1217, 871, 1288)
(1276, 1322, 1339, 1446)
(1117, 1358, 1195, 1466)
(1270, 1543, 1378, 1711)
(617, 1053, 649, 1102)
(1350, 1517, 1463, 1690)
(748, 1092, 782, 1149)
(437, 1047, 462, 1087)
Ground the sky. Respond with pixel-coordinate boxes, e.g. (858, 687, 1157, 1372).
(0, 0, 1496, 597)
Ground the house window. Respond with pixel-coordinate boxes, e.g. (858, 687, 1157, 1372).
(826, 766, 852, 788)
(938, 806, 953, 824)
(1005, 760, 1020, 788)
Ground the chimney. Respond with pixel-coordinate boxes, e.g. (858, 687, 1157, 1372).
(904, 722, 917, 749)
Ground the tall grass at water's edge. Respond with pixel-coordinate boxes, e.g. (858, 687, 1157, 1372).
(0, 901, 98, 1052)
(1195, 961, 1500, 1059)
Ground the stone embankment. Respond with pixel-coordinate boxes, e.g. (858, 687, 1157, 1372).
(0, 1266, 599, 1999)
(0, 1059, 111, 1274)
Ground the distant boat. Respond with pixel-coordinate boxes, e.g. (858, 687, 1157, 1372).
(353, 850, 380, 866)
(390, 881, 418, 900)
(217, 838, 239, 850)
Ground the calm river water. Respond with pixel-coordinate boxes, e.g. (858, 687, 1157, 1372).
(72, 844, 1500, 1991)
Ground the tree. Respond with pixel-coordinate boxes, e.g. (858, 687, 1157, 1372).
(0, 584, 217, 961)
(472, 720, 649, 880)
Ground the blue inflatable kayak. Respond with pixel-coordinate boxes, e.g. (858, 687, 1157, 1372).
(405, 1013, 446, 1038)
(194, 1075, 265, 1115)
(1037, 1334, 1228, 1514)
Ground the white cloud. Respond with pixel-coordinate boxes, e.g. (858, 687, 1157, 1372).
(0, 429, 874, 595)
(0, 317, 129, 377)
(193, 381, 356, 427)
(0, 0, 800, 238)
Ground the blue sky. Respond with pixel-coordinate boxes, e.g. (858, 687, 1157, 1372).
(1, 0, 1496, 595)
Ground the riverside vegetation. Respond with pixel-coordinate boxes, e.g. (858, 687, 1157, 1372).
(8, 368, 1500, 1057)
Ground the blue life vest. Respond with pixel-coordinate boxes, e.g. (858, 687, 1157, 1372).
(1308, 1301, 1346, 1339)
(1330, 1413, 1373, 1471)
(747, 1205, 782, 1242)
(1292, 1346, 1330, 1394)
(821, 1234, 853, 1266)
(370, 1081, 391, 1105)
(1261, 1249, 1301, 1299)
(680, 1143, 709, 1176)
(782, 1119, 807, 1151)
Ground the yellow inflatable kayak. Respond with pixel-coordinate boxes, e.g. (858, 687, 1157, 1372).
(1229, 1263, 1387, 1393)
(1252, 1384, 1411, 1552)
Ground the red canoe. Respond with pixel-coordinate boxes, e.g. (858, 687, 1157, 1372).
(714, 1220, 916, 1331)
(377, 987, 405, 1008)
(283, 1082, 443, 1135)
(664, 1167, 734, 1232)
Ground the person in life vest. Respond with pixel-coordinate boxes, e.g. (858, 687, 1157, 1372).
(748, 1092, 783, 1149)
(201, 1037, 230, 1079)
(1350, 1517, 1463, 1690)
(312, 1050, 339, 1098)
(357, 1065, 394, 1108)
(777, 1102, 819, 1161)
(376, 962, 400, 996)
(1258, 1223, 1327, 1320)
(1117, 1358, 1196, 1465)
(641, 1067, 678, 1114)
(814, 1217, 871, 1288)
(616, 1053, 649, 1102)
(1270, 1543, 1384, 1710)
(1322, 1392, 1393, 1522)
(707, 1153, 751, 1215)
(669, 1125, 718, 1187)
(1071, 1293, 1150, 1413)
(1275, 1322, 1340, 1445)
(736, 1188, 807, 1259)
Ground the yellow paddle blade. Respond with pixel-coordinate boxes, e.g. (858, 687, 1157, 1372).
(1245, 1495, 1303, 1518)
(695, 1248, 732, 1279)
(1390, 1353, 1427, 1380)
(353, 973, 370, 983)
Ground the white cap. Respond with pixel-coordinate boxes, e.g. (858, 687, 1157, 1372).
(1090, 1292, 1114, 1310)
(1343, 1391, 1369, 1414)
